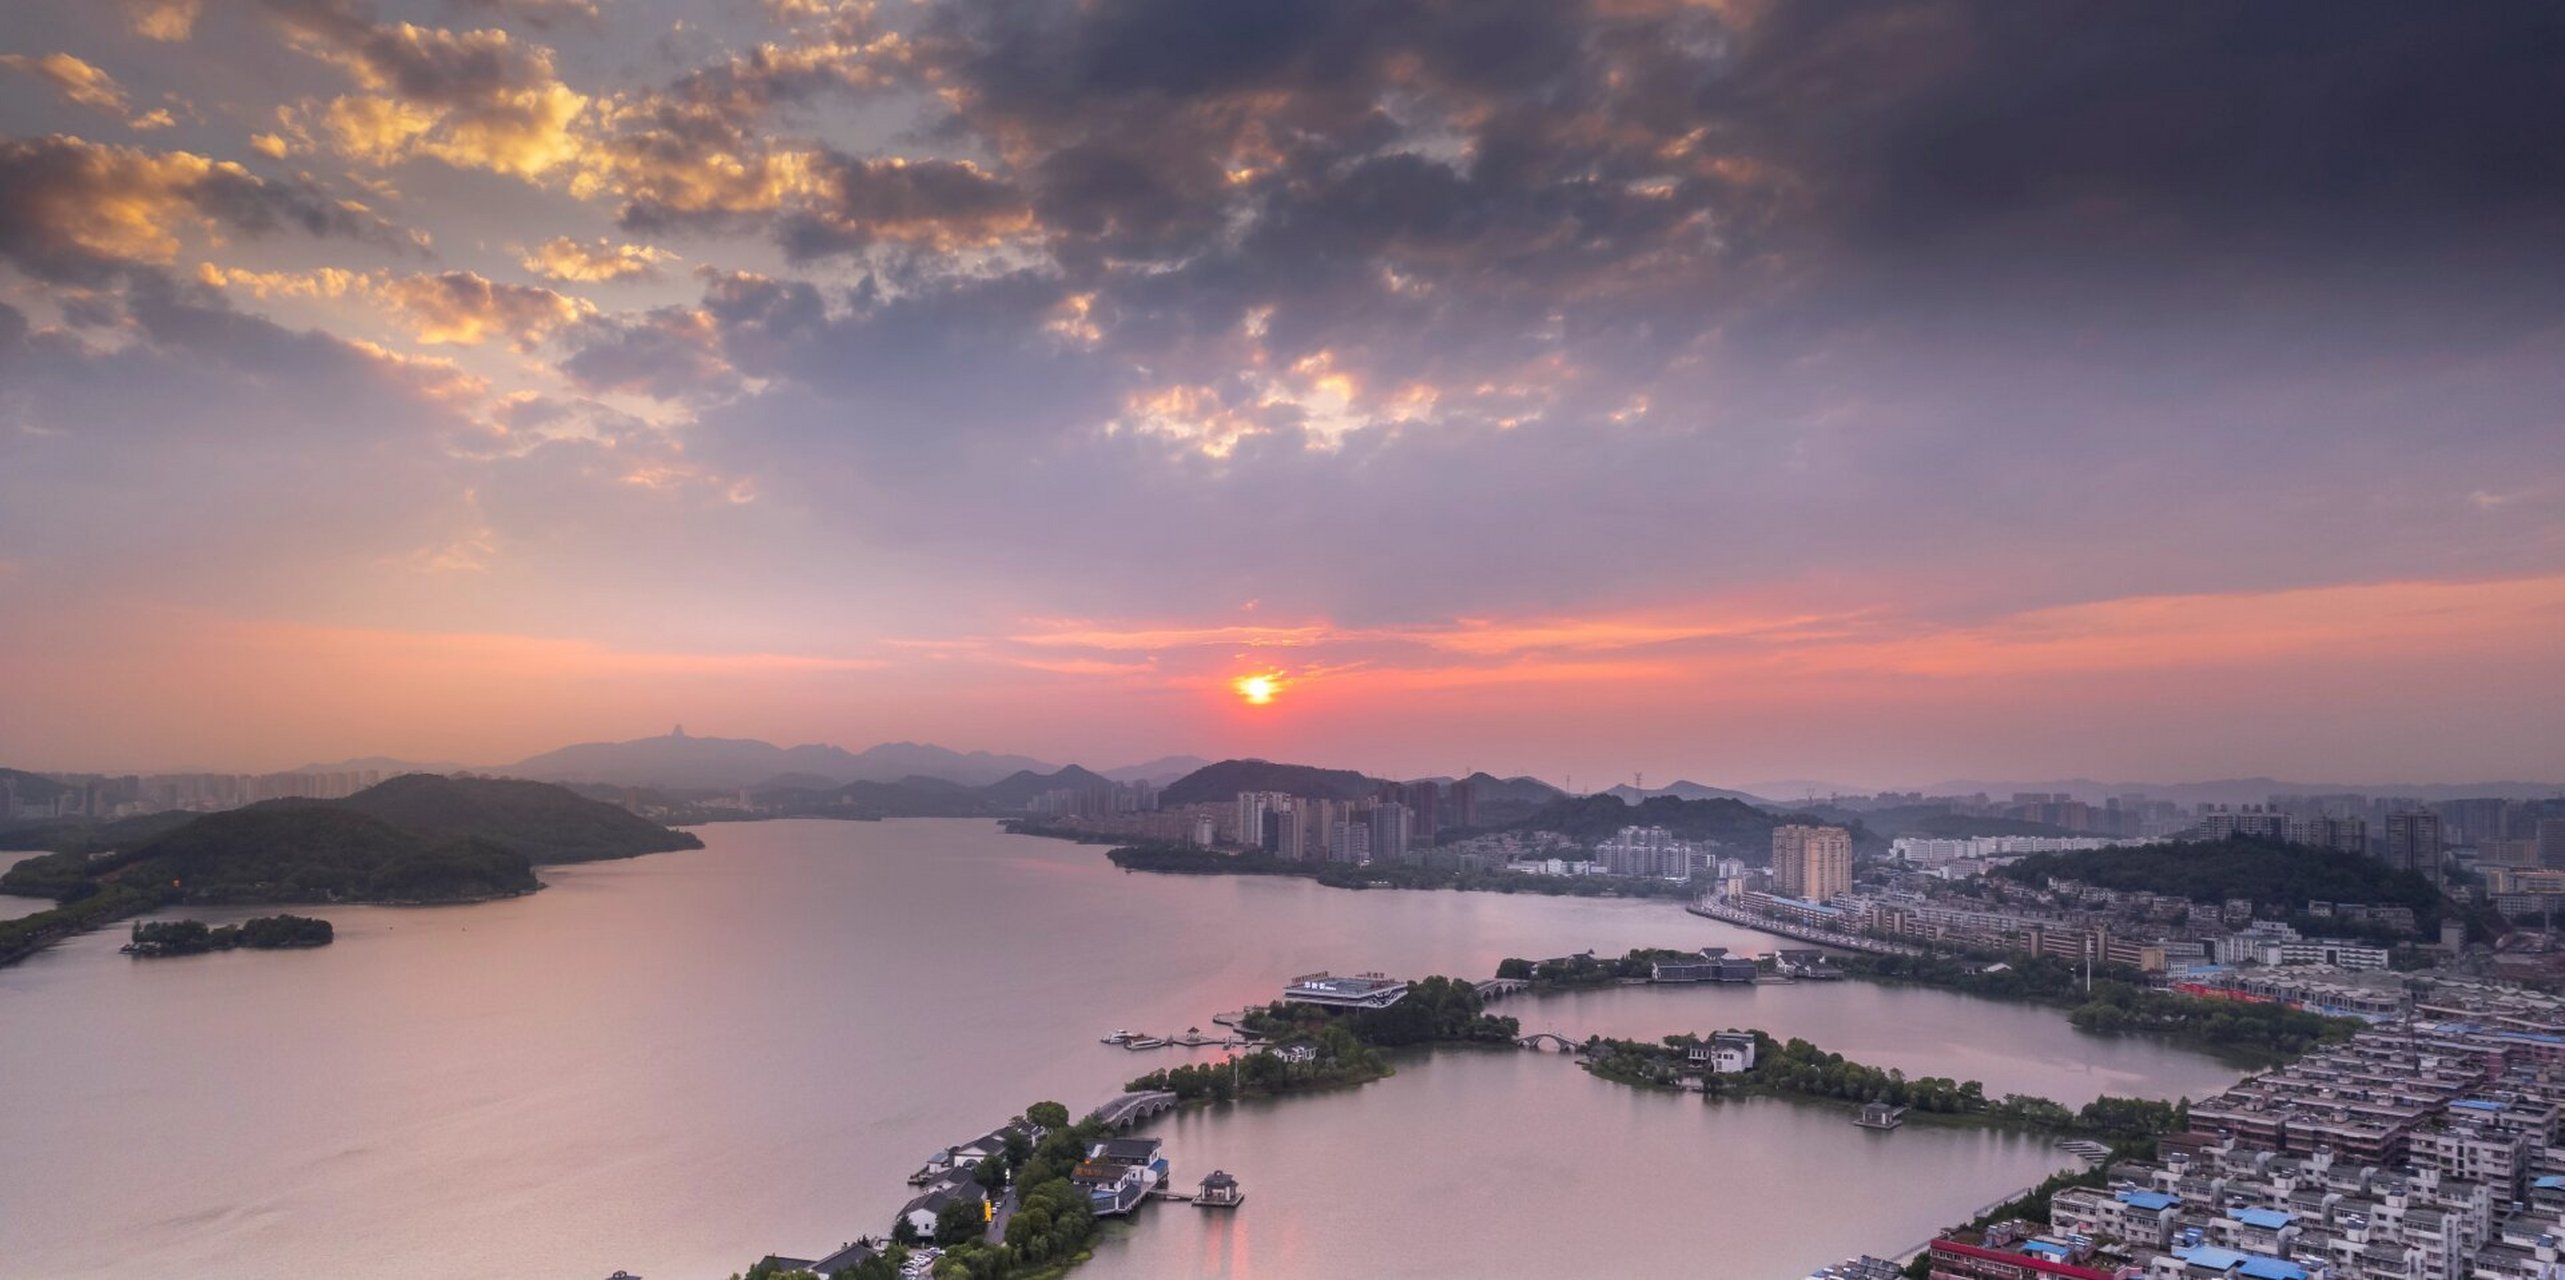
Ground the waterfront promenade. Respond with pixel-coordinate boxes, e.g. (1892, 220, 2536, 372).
(1686, 897, 1925, 956)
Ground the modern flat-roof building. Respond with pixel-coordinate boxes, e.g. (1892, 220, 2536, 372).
(1281, 971, 1410, 1009)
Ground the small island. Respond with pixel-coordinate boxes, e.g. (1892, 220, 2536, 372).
(124, 914, 335, 957)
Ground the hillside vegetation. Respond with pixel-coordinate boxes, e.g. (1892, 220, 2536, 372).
(7, 806, 540, 904)
(337, 773, 701, 863)
(1998, 838, 2444, 927)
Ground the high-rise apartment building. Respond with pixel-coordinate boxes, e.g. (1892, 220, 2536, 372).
(1771, 824, 1852, 902)
(1328, 819, 1371, 864)
(1263, 804, 1307, 860)
(1371, 802, 1412, 865)
(2384, 810, 2443, 877)
(1410, 781, 1439, 848)
(1449, 780, 1477, 831)
(2436, 797, 2512, 845)
(1234, 791, 1295, 852)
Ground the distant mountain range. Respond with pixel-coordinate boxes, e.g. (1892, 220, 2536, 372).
(1916, 777, 2565, 806)
(1100, 756, 1215, 786)
(295, 755, 475, 777)
(499, 731, 1061, 790)
(1159, 759, 1383, 806)
(35, 736, 2560, 813)
(1601, 781, 1779, 807)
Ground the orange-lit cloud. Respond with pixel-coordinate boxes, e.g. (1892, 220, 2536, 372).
(0, 135, 406, 280)
(376, 270, 595, 347)
(270, 9, 593, 180)
(121, 0, 198, 41)
(520, 236, 676, 283)
(196, 265, 595, 349)
(0, 53, 146, 122)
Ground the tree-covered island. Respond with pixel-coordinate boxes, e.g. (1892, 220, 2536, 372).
(1580, 1028, 2191, 1145)
(124, 914, 334, 957)
(1126, 976, 1521, 1103)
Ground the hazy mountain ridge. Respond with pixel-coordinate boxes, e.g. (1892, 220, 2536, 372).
(1920, 776, 2565, 805)
(1601, 780, 1780, 807)
(1101, 756, 1215, 786)
(499, 731, 1057, 789)
(1160, 760, 1385, 806)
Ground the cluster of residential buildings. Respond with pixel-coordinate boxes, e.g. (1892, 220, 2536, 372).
(1024, 780, 1158, 819)
(1895, 835, 2163, 868)
(3, 769, 386, 820)
(1841, 882, 2430, 978)
(1927, 987, 2565, 1280)
(1232, 782, 1479, 864)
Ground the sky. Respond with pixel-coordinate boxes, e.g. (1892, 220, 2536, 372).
(0, 1, 2560, 786)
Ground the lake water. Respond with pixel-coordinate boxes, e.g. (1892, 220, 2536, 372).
(0, 819, 2238, 1279)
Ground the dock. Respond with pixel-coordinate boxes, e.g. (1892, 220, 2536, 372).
(1854, 1103, 1908, 1130)
(1149, 1171, 1244, 1207)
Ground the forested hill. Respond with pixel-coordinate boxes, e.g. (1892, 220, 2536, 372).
(338, 773, 702, 864)
(1158, 759, 1384, 806)
(3, 806, 541, 905)
(0, 775, 699, 908)
(1998, 838, 2445, 925)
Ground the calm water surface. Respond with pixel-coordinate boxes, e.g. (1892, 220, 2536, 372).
(0, 820, 2237, 1279)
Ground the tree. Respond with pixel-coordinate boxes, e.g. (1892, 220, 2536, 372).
(1025, 1101, 1070, 1130)
(933, 1196, 986, 1246)
(842, 1248, 907, 1280)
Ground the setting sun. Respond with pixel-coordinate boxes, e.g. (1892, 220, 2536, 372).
(1232, 673, 1282, 705)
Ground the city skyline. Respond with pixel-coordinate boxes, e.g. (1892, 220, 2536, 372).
(4, 3, 2561, 781)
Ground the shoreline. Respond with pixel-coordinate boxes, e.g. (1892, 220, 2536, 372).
(984, 958, 2237, 1280)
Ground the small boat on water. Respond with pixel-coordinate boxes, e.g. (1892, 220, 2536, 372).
(1125, 1036, 1170, 1050)
(1101, 1029, 1140, 1044)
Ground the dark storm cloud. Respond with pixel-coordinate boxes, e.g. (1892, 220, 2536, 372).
(261, 0, 529, 105)
(776, 153, 1029, 260)
(626, 0, 2565, 627)
(560, 305, 738, 401)
(1703, 5, 2565, 255)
